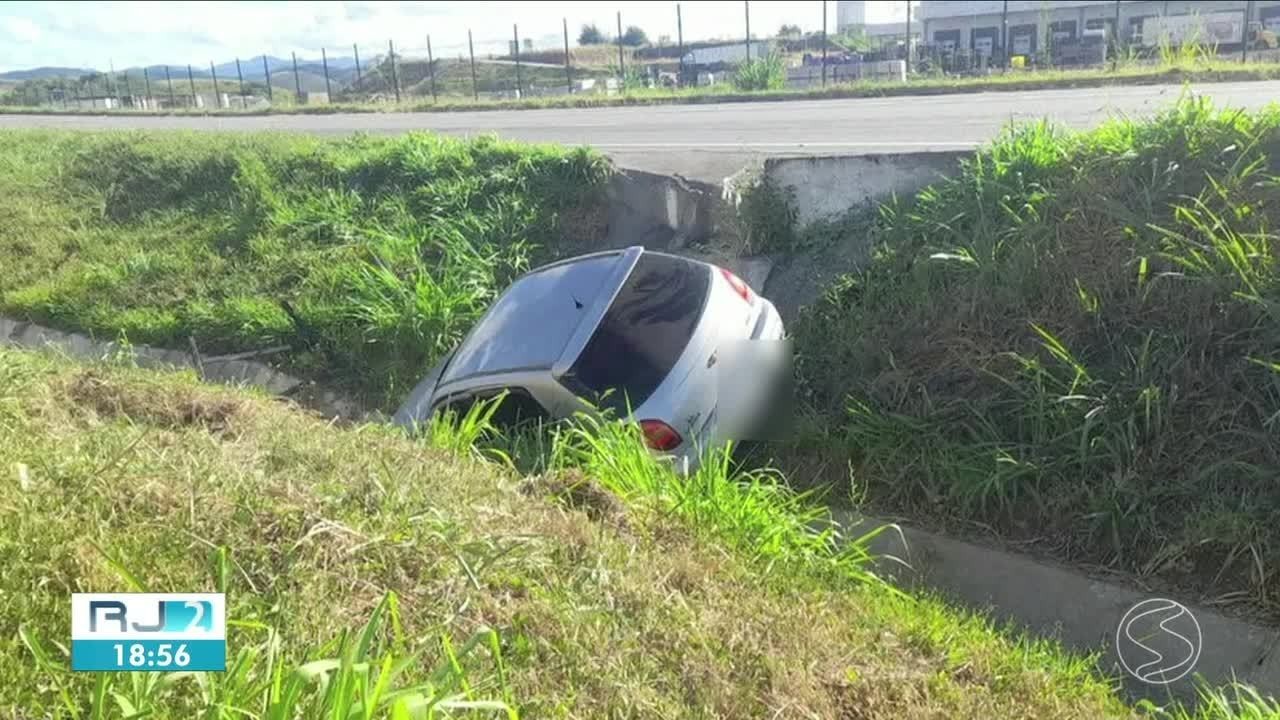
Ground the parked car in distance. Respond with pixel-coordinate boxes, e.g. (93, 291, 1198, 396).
(392, 245, 789, 471)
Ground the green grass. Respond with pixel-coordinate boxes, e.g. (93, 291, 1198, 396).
(6, 347, 1280, 718)
(4, 62, 1280, 116)
(0, 130, 610, 408)
(342, 58, 613, 100)
(790, 96, 1280, 615)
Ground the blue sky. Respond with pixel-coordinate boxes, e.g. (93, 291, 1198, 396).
(0, 1, 910, 72)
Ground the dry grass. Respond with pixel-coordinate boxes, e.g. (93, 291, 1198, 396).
(0, 347, 1157, 718)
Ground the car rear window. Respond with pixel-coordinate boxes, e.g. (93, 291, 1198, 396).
(440, 255, 619, 385)
(562, 253, 710, 413)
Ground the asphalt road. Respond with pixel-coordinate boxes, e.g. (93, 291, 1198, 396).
(4, 80, 1277, 180)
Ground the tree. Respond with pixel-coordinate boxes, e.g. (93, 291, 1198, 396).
(778, 23, 802, 40)
(620, 25, 649, 46)
(579, 24, 605, 45)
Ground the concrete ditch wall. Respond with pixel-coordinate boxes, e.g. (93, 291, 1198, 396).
(603, 168, 738, 251)
(836, 510, 1280, 703)
(763, 151, 967, 228)
(0, 317, 362, 420)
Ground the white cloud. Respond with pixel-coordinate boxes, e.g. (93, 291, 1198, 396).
(0, 15, 41, 44)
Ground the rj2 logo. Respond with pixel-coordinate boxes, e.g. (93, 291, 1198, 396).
(89, 599, 214, 633)
(71, 593, 226, 672)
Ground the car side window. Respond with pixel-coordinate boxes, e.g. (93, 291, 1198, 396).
(435, 387, 551, 430)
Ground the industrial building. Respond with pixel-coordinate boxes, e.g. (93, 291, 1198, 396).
(917, 0, 1280, 58)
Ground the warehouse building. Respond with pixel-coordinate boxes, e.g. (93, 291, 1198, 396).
(918, 0, 1280, 58)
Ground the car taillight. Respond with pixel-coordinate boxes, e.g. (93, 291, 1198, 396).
(719, 267, 753, 304)
(639, 419, 683, 451)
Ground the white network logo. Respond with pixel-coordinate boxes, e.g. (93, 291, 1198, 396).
(1115, 598, 1203, 685)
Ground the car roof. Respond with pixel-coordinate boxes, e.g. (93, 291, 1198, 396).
(438, 247, 642, 387)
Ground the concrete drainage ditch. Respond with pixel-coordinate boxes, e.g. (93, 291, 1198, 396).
(4, 150, 1277, 705)
(837, 511, 1280, 703)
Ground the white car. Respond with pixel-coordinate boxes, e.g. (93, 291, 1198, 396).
(393, 245, 788, 470)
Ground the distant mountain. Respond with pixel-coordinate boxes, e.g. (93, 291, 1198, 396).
(4, 55, 363, 91)
(113, 56, 360, 87)
(0, 66, 93, 81)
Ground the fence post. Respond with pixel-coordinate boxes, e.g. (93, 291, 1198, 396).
(1001, 0, 1009, 70)
(675, 4, 686, 87)
(143, 68, 152, 106)
(513, 24, 523, 98)
(616, 11, 625, 87)
(165, 65, 175, 107)
(236, 58, 245, 103)
(292, 52, 302, 103)
(262, 55, 273, 101)
(322, 47, 332, 99)
(906, 0, 913, 69)
(1243, 0, 1255, 63)
(821, 0, 827, 85)
(187, 64, 197, 107)
(468, 29, 479, 100)
(389, 39, 401, 102)
(211, 62, 222, 108)
(123, 71, 133, 107)
(427, 35, 438, 102)
(1111, 0, 1121, 71)
(353, 43, 362, 86)
(744, 1, 751, 62)
(564, 18, 573, 93)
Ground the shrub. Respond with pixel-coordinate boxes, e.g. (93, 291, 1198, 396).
(733, 54, 786, 91)
(792, 97, 1280, 607)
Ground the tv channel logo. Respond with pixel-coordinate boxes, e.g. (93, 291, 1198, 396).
(71, 593, 226, 672)
(1115, 597, 1202, 685)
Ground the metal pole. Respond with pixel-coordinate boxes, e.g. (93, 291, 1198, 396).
(563, 18, 573, 93)
(1243, 0, 1254, 63)
(143, 67, 152, 104)
(468, 30, 479, 100)
(427, 35, 437, 101)
(353, 44, 362, 86)
(292, 52, 302, 103)
(322, 47, 332, 98)
(745, 1, 751, 62)
(187, 64, 197, 107)
(210, 62, 220, 108)
(263, 55, 273, 101)
(123, 71, 133, 107)
(822, 0, 828, 85)
(677, 4, 685, 88)
(513, 24, 524, 97)
(389, 39, 400, 102)
(165, 65, 175, 107)
(236, 58, 245, 102)
(1111, 0, 1121, 71)
(1001, 0, 1009, 69)
(906, 0, 913, 67)
(616, 11, 625, 86)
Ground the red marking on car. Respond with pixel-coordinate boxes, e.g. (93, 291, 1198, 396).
(719, 267, 753, 304)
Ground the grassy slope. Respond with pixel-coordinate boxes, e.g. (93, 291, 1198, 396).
(1, 346, 1256, 719)
(346, 58, 613, 99)
(0, 131, 609, 409)
(4, 62, 1280, 116)
(791, 98, 1280, 615)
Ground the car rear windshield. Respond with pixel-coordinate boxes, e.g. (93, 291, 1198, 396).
(562, 252, 710, 413)
(440, 254, 619, 385)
